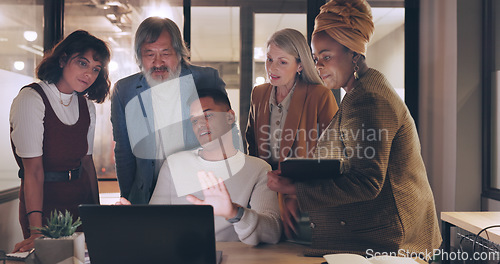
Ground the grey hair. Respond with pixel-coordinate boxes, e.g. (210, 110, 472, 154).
(134, 17, 190, 68)
(266, 28, 323, 85)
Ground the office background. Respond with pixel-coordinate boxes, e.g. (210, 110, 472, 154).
(0, 0, 498, 254)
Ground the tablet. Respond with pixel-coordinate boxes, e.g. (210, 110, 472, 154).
(280, 158, 341, 181)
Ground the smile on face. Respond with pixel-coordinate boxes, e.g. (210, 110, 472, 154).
(57, 49, 102, 94)
(265, 43, 301, 90)
(140, 30, 180, 82)
(311, 31, 355, 90)
(190, 97, 235, 147)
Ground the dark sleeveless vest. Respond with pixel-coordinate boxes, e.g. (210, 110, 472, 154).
(11, 83, 90, 176)
(12, 83, 95, 239)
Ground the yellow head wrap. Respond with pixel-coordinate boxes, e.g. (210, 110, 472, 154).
(313, 0, 374, 56)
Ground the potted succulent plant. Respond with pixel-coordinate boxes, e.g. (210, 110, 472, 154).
(32, 210, 85, 264)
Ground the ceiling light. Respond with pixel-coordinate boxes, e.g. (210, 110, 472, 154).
(14, 61, 25, 71)
(23, 31, 37, 42)
(107, 37, 119, 46)
(144, 2, 174, 19)
(32, 45, 44, 51)
(255, 76, 265, 85)
(106, 1, 122, 6)
(254, 47, 264, 60)
(109, 60, 119, 72)
(18, 44, 44, 57)
(106, 13, 117, 20)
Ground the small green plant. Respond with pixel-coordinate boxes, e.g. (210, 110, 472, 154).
(32, 210, 82, 239)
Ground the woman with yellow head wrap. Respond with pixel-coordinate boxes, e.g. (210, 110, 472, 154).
(314, 0, 374, 56)
(267, 0, 442, 258)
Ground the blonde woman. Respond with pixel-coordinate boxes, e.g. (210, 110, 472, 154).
(246, 28, 337, 241)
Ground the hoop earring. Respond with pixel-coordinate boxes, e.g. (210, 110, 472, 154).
(353, 64, 360, 80)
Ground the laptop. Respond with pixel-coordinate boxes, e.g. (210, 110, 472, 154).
(79, 204, 219, 264)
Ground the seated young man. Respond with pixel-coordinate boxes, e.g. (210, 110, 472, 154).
(118, 89, 281, 245)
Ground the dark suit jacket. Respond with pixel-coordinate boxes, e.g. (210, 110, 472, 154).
(245, 80, 337, 168)
(296, 69, 442, 257)
(110, 64, 226, 204)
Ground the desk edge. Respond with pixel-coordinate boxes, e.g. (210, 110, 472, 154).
(0, 186, 19, 204)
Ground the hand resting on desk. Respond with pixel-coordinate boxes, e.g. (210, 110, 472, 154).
(11, 234, 41, 253)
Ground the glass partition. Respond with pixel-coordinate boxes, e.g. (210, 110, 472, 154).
(64, 1, 183, 179)
(254, 8, 405, 102)
(0, 1, 43, 180)
(366, 7, 405, 100)
(191, 6, 241, 119)
(20, 0, 407, 183)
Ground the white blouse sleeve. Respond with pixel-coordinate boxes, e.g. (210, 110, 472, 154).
(9, 88, 45, 158)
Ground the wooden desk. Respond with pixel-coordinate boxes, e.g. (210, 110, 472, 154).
(0, 179, 20, 204)
(216, 242, 323, 264)
(441, 212, 500, 264)
(4, 242, 429, 264)
(3, 242, 323, 264)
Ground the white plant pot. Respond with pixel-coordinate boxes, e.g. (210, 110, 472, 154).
(33, 232, 85, 264)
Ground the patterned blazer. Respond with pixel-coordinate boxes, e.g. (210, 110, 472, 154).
(245, 80, 338, 168)
(296, 69, 442, 257)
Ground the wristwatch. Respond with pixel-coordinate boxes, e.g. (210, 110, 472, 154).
(227, 206, 244, 223)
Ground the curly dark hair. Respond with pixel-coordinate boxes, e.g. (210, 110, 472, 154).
(36, 30, 111, 103)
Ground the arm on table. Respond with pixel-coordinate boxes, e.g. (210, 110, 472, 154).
(12, 157, 44, 253)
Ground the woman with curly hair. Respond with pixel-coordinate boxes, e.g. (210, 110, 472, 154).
(10, 30, 111, 252)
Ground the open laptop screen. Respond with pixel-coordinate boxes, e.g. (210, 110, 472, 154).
(79, 204, 216, 264)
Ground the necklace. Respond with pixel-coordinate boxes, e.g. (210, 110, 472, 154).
(59, 90, 73, 107)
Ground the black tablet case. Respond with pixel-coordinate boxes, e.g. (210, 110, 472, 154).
(280, 158, 341, 181)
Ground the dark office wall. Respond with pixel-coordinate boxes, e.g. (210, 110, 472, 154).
(456, 0, 482, 211)
(419, 0, 458, 215)
(419, 0, 482, 214)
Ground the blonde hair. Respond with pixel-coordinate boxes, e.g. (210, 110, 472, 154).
(266, 28, 323, 85)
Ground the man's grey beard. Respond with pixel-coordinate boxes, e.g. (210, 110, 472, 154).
(143, 64, 182, 87)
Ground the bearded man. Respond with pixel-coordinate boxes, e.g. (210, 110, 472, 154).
(111, 17, 226, 204)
